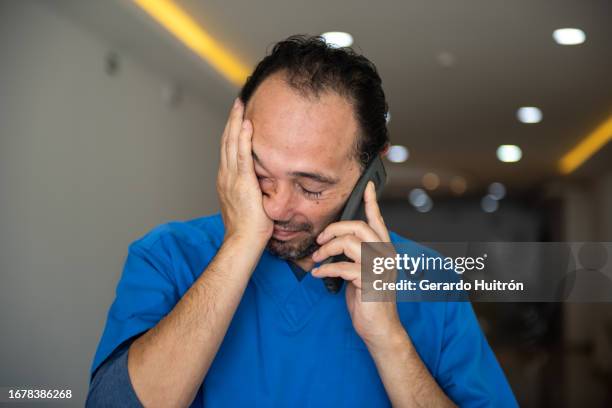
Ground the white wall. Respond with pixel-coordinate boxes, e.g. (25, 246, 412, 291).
(0, 1, 226, 404)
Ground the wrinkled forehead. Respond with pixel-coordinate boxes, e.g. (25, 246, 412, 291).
(244, 74, 360, 175)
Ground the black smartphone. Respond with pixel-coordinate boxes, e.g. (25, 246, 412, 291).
(320, 155, 387, 293)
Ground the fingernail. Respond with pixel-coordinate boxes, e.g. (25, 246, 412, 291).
(311, 267, 318, 274)
(242, 120, 248, 129)
(233, 98, 240, 108)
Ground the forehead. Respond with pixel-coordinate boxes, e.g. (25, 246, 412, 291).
(244, 73, 359, 173)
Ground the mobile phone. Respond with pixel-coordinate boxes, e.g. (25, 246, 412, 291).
(320, 155, 387, 293)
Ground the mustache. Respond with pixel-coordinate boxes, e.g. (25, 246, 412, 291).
(273, 220, 313, 233)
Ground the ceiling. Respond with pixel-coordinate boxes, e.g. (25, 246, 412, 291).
(46, 0, 612, 197)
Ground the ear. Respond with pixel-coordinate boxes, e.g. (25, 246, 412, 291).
(380, 142, 390, 156)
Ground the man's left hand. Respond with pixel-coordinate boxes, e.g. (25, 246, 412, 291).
(311, 181, 404, 348)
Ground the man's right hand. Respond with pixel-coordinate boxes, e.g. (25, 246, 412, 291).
(217, 98, 273, 244)
(128, 99, 274, 408)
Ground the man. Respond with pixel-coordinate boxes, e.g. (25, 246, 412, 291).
(87, 35, 517, 407)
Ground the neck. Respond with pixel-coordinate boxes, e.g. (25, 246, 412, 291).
(292, 256, 315, 271)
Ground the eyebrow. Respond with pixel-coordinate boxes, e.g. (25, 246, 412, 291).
(252, 151, 339, 185)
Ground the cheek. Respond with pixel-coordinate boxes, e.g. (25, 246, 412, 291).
(301, 194, 348, 231)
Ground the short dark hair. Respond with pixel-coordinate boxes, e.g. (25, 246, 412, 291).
(239, 34, 389, 169)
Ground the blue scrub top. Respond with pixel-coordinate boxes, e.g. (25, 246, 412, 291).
(90, 213, 517, 407)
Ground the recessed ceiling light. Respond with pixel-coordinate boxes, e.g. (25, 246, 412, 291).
(553, 28, 586, 45)
(386, 145, 409, 163)
(409, 188, 428, 207)
(408, 189, 433, 212)
(450, 176, 467, 195)
(496, 145, 522, 163)
(517, 106, 542, 124)
(481, 195, 499, 213)
(321, 31, 353, 48)
(422, 172, 440, 190)
(416, 197, 433, 213)
(488, 182, 506, 200)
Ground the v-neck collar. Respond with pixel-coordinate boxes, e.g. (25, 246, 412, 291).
(251, 250, 334, 330)
(287, 261, 308, 281)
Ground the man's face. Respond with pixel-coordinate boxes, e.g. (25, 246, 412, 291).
(244, 72, 362, 261)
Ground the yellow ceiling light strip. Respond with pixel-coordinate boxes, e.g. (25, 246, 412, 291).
(559, 115, 612, 174)
(132, 0, 250, 86)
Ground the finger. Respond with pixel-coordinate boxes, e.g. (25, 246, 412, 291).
(312, 234, 361, 263)
(223, 97, 238, 135)
(364, 181, 391, 242)
(220, 134, 227, 169)
(226, 98, 245, 170)
(222, 98, 240, 168)
(311, 262, 361, 288)
(236, 119, 254, 174)
(316, 220, 379, 246)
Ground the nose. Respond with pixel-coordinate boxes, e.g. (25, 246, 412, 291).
(263, 183, 296, 222)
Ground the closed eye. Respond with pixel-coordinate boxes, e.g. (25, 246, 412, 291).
(299, 185, 323, 199)
(256, 175, 272, 188)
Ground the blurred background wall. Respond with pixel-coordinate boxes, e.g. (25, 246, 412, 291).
(0, 1, 223, 403)
(1, 0, 612, 406)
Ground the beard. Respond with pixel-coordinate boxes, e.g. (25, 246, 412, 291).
(266, 219, 320, 261)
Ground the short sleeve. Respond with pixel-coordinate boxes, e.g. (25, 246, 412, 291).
(86, 336, 143, 407)
(436, 301, 518, 407)
(89, 237, 179, 381)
